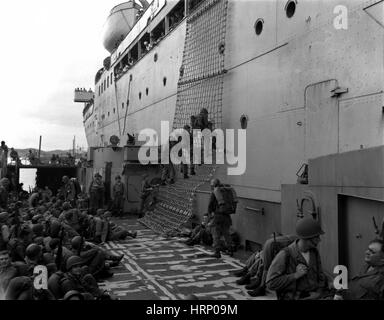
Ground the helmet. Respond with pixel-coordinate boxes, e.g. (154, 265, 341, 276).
(50, 220, 62, 238)
(96, 209, 105, 216)
(71, 236, 83, 250)
(26, 244, 42, 260)
(66, 256, 83, 270)
(31, 214, 43, 224)
(62, 202, 71, 211)
(31, 224, 44, 236)
(0, 212, 9, 223)
(103, 211, 112, 219)
(63, 290, 84, 301)
(296, 217, 324, 239)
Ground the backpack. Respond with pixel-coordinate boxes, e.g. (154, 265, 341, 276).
(214, 185, 238, 214)
(195, 113, 209, 130)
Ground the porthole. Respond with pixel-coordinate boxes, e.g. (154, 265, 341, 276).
(146, 88, 149, 96)
(240, 115, 248, 129)
(154, 53, 158, 62)
(139, 92, 142, 100)
(163, 77, 167, 86)
(285, 0, 297, 18)
(254, 19, 264, 36)
(130, 74, 133, 81)
(122, 103, 124, 109)
(113, 108, 116, 114)
(108, 112, 110, 117)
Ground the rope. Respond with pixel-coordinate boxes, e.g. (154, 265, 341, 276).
(140, 0, 229, 235)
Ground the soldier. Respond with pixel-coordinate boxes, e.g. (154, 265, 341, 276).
(139, 174, 154, 218)
(89, 173, 105, 215)
(0, 178, 10, 208)
(0, 250, 18, 295)
(161, 140, 176, 185)
(336, 238, 384, 300)
(0, 212, 11, 251)
(58, 256, 111, 300)
(42, 186, 53, 202)
(62, 176, 77, 206)
(71, 236, 124, 269)
(102, 211, 137, 241)
(184, 213, 213, 247)
(181, 125, 195, 179)
(266, 217, 328, 300)
(112, 175, 125, 216)
(208, 179, 235, 258)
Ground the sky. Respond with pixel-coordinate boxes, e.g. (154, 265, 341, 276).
(0, 0, 137, 151)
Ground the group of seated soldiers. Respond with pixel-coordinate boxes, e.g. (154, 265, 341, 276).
(0, 186, 137, 300)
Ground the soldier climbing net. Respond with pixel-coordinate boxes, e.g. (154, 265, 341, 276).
(173, 0, 228, 130)
(140, 0, 229, 236)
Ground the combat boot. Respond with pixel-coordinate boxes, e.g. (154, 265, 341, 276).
(129, 231, 138, 238)
(247, 286, 266, 297)
(109, 254, 124, 263)
(236, 273, 251, 285)
(232, 267, 248, 277)
(245, 278, 261, 290)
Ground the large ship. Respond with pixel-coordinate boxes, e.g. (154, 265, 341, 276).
(75, 0, 384, 277)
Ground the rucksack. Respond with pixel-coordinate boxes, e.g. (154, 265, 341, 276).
(214, 185, 238, 214)
(195, 113, 209, 130)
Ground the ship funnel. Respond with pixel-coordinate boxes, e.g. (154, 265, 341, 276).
(102, 1, 142, 53)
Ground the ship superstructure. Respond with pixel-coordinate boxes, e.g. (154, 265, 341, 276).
(76, 0, 384, 276)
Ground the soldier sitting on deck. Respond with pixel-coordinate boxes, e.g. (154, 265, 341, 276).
(56, 256, 112, 300)
(266, 217, 329, 300)
(184, 213, 213, 247)
(333, 238, 384, 300)
(233, 233, 298, 297)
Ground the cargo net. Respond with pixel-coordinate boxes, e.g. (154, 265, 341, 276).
(139, 0, 229, 236)
(173, 0, 228, 130)
(139, 165, 217, 236)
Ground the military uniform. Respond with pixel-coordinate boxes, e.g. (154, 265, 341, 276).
(266, 240, 327, 300)
(64, 180, 77, 206)
(343, 265, 384, 300)
(89, 179, 105, 214)
(208, 191, 233, 254)
(112, 180, 125, 216)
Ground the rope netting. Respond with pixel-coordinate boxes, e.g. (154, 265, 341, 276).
(140, 0, 229, 235)
(173, 0, 228, 130)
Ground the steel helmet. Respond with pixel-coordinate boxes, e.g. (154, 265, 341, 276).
(50, 220, 61, 238)
(66, 256, 83, 270)
(96, 209, 105, 216)
(31, 224, 44, 236)
(296, 217, 325, 239)
(63, 290, 84, 300)
(31, 214, 43, 224)
(62, 202, 71, 211)
(0, 212, 9, 223)
(26, 244, 42, 260)
(103, 211, 112, 219)
(71, 236, 83, 251)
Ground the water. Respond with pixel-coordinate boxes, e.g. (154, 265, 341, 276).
(19, 168, 37, 192)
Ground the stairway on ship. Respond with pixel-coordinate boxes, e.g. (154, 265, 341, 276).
(139, 164, 217, 235)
